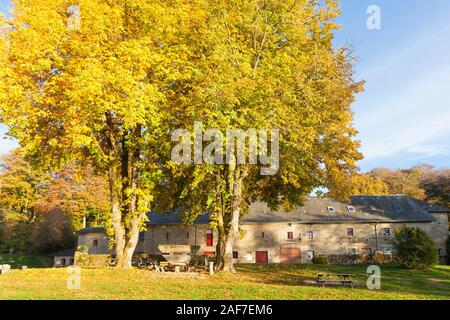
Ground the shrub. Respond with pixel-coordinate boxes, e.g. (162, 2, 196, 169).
(370, 251, 397, 264)
(312, 255, 329, 265)
(393, 226, 438, 270)
(74, 252, 111, 267)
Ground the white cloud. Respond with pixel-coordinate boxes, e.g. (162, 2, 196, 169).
(354, 18, 450, 165)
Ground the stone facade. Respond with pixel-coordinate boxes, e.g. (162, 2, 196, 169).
(53, 255, 74, 267)
(76, 196, 450, 265)
(77, 230, 111, 255)
(133, 214, 448, 264)
(141, 225, 217, 256)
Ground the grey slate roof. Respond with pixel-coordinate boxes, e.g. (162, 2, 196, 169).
(75, 196, 442, 233)
(243, 195, 435, 224)
(78, 227, 106, 234)
(147, 209, 210, 225)
(145, 195, 438, 226)
(426, 204, 450, 213)
(412, 200, 450, 213)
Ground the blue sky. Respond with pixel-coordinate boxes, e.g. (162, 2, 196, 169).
(1, 0, 449, 172)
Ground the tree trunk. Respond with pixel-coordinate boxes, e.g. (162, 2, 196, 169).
(214, 210, 226, 270)
(216, 165, 243, 272)
(108, 162, 126, 267)
(114, 125, 144, 269)
(120, 212, 145, 268)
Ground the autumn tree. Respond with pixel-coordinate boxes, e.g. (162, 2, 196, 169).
(0, 150, 111, 252)
(0, 150, 49, 251)
(34, 164, 110, 231)
(164, 0, 363, 271)
(420, 167, 450, 208)
(0, 0, 203, 267)
(369, 167, 426, 200)
(29, 208, 76, 253)
(326, 170, 389, 200)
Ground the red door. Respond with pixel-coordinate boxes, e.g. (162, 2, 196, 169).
(206, 231, 213, 247)
(255, 251, 268, 264)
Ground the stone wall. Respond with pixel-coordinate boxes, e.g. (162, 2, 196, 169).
(77, 232, 111, 255)
(143, 225, 217, 257)
(77, 213, 448, 265)
(53, 256, 74, 267)
(231, 217, 448, 264)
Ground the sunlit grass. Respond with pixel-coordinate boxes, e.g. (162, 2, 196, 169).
(0, 263, 449, 300)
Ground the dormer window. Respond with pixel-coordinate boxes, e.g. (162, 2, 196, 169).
(327, 206, 335, 213)
(347, 206, 356, 213)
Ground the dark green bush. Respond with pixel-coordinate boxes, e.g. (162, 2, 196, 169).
(393, 226, 438, 270)
(312, 255, 329, 265)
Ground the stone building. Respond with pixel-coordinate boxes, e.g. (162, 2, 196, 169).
(52, 249, 75, 267)
(76, 195, 449, 264)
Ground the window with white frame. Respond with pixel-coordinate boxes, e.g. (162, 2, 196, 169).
(346, 206, 356, 213)
(306, 231, 314, 240)
(306, 250, 314, 260)
(383, 247, 393, 255)
(327, 206, 335, 213)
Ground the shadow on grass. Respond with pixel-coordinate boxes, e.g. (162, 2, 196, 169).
(232, 263, 450, 298)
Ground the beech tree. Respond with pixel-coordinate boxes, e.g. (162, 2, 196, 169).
(1, 0, 363, 270)
(0, 0, 202, 267)
(326, 170, 389, 200)
(369, 167, 426, 200)
(163, 0, 363, 271)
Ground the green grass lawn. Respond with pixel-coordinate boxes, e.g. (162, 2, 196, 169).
(0, 253, 49, 269)
(0, 264, 449, 300)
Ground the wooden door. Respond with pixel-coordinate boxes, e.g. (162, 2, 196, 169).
(255, 251, 269, 264)
(280, 248, 301, 264)
(206, 231, 213, 247)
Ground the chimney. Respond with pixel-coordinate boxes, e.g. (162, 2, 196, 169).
(82, 216, 87, 229)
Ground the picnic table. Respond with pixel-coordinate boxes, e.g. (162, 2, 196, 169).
(154, 262, 195, 273)
(316, 274, 355, 288)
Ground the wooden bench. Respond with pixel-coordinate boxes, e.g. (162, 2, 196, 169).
(316, 274, 355, 288)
